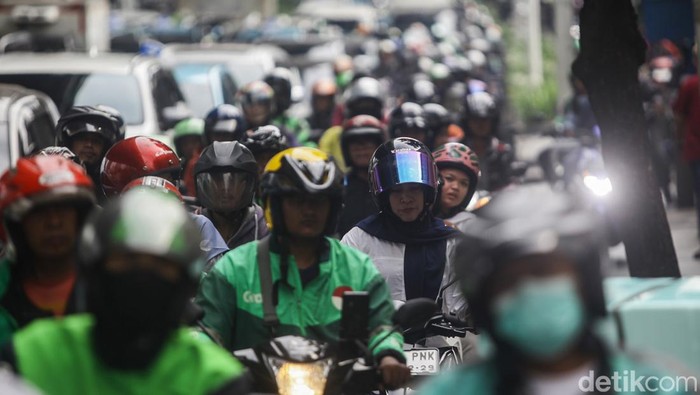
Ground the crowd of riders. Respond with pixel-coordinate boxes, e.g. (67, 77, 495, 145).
(0, 2, 693, 395)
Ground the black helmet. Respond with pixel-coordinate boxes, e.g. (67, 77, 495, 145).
(194, 141, 257, 213)
(344, 77, 384, 120)
(465, 91, 498, 119)
(242, 125, 289, 156)
(260, 147, 343, 236)
(368, 137, 438, 212)
(387, 102, 431, 143)
(264, 67, 293, 116)
(455, 185, 607, 331)
(203, 104, 247, 145)
(340, 115, 385, 168)
(423, 103, 451, 135)
(94, 104, 127, 139)
(55, 105, 125, 149)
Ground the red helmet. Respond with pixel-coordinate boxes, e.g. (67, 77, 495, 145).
(432, 142, 480, 210)
(100, 137, 181, 197)
(122, 176, 183, 202)
(0, 156, 95, 253)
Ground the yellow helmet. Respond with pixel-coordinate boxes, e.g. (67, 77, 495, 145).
(260, 147, 343, 235)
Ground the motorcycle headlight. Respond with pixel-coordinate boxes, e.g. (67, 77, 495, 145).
(583, 175, 612, 197)
(266, 357, 333, 395)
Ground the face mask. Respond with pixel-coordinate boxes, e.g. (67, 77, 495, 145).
(92, 270, 184, 370)
(491, 275, 585, 361)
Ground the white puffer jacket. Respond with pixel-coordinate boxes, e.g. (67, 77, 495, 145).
(341, 226, 466, 319)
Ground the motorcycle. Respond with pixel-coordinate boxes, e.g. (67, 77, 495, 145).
(233, 293, 439, 395)
(390, 281, 476, 394)
(537, 134, 620, 245)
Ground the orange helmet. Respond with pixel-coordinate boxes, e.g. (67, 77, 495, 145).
(312, 79, 338, 97)
(0, 156, 95, 256)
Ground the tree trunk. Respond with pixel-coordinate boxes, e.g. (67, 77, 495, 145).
(572, 0, 680, 277)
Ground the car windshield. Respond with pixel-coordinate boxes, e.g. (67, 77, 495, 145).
(0, 73, 143, 125)
(72, 74, 143, 125)
(172, 64, 217, 118)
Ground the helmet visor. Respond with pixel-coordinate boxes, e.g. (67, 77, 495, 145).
(62, 119, 114, 141)
(211, 119, 240, 134)
(372, 150, 436, 194)
(196, 171, 254, 212)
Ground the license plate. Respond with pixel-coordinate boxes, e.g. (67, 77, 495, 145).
(405, 348, 439, 375)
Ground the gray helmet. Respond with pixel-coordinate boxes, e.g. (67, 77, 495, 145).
(455, 184, 608, 331)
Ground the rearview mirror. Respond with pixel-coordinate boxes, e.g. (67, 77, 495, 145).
(392, 298, 438, 330)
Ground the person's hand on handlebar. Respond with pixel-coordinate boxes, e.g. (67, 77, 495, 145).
(379, 356, 411, 390)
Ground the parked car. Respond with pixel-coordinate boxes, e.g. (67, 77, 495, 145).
(160, 43, 282, 88)
(168, 62, 238, 118)
(0, 83, 59, 174)
(0, 52, 191, 143)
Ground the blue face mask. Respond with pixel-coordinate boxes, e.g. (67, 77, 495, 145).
(491, 275, 586, 361)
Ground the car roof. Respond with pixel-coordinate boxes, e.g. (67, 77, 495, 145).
(0, 52, 159, 74)
(160, 43, 289, 63)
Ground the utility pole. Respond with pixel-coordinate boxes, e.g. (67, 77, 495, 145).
(528, 0, 544, 86)
(555, 0, 574, 110)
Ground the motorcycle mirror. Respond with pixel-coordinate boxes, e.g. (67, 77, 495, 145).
(435, 278, 459, 309)
(392, 298, 438, 330)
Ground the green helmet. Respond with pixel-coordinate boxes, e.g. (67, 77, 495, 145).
(173, 118, 205, 157)
(78, 188, 205, 284)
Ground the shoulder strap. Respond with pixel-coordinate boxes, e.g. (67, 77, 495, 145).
(256, 235, 280, 329)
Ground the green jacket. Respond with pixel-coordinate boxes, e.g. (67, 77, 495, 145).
(11, 314, 245, 395)
(272, 114, 316, 147)
(0, 258, 19, 344)
(196, 237, 404, 361)
(416, 353, 694, 395)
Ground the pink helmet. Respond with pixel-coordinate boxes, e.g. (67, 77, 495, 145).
(433, 142, 480, 210)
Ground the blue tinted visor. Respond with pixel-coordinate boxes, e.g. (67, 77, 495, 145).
(372, 150, 436, 194)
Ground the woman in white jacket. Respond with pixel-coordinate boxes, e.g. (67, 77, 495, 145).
(431, 142, 481, 233)
(341, 137, 465, 318)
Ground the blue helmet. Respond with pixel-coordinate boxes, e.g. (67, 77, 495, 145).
(203, 104, 247, 145)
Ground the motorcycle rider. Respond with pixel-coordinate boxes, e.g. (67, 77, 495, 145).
(432, 143, 480, 232)
(194, 141, 268, 254)
(264, 68, 314, 147)
(121, 176, 229, 267)
(336, 115, 386, 236)
(196, 147, 411, 390)
(462, 91, 514, 191)
(239, 81, 299, 147)
(173, 117, 205, 197)
(203, 105, 248, 146)
(307, 78, 338, 140)
(387, 102, 435, 149)
(100, 138, 229, 265)
(0, 156, 96, 343)
(0, 189, 248, 395)
(417, 185, 688, 395)
(55, 105, 125, 201)
(319, 76, 385, 172)
(242, 125, 289, 179)
(100, 136, 182, 198)
(341, 138, 463, 318)
(424, 103, 465, 149)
